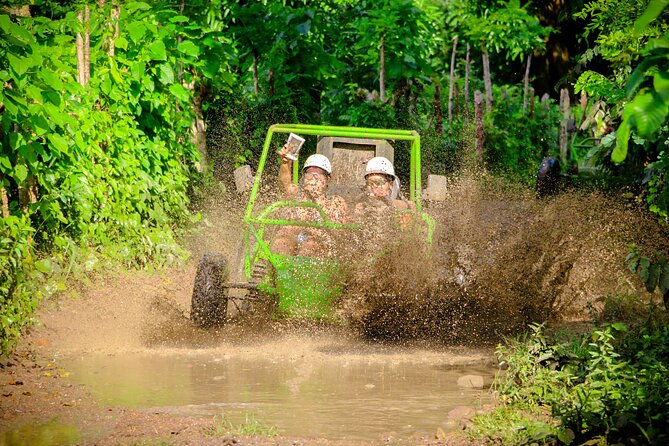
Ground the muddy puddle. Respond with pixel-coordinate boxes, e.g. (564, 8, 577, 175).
(60, 345, 496, 442)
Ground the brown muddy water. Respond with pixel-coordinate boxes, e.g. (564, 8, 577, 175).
(60, 346, 495, 442)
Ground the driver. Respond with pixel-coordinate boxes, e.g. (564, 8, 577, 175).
(272, 144, 348, 257)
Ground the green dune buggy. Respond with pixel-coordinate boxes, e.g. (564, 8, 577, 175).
(190, 124, 434, 327)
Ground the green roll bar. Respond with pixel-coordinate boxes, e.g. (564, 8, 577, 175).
(244, 124, 423, 223)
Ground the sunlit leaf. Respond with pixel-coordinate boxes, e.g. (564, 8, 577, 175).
(612, 122, 630, 163)
(14, 164, 28, 183)
(624, 92, 668, 136)
(34, 259, 52, 273)
(30, 114, 51, 135)
(148, 40, 167, 61)
(177, 40, 199, 57)
(126, 21, 147, 43)
(158, 63, 175, 84)
(39, 68, 63, 91)
(48, 134, 69, 153)
(7, 54, 30, 77)
(654, 71, 669, 104)
(634, 0, 669, 32)
(169, 84, 190, 102)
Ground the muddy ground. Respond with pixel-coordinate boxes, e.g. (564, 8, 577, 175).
(1, 174, 664, 445)
(0, 265, 488, 446)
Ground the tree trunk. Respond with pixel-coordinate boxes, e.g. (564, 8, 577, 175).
(84, 5, 90, 85)
(580, 91, 587, 126)
(482, 50, 493, 113)
(252, 51, 259, 96)
(100, 0, 120, 57)
(464, 43, 470, 122)
(541, 93, 550, 157)
(475, 90, 484, 165)
(523, 53, 532, 113)
(3, 5, 31, 16)
(559, 88, 570, 167)
(448, 36, 458, 124)
(191, 95, 209, 173)
(434, 82, 442, 135)
(1, 173, 9, 218)
(19, 177, 38, 214)
(529, 87, 535, 118)
(177, 0, 185, 81)
(454, 83, 460, 116)
(76, 9, 88, 86)
(379, 36, 385, 102)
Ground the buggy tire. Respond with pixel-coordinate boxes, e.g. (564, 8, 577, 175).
(191, 253, 228, 328)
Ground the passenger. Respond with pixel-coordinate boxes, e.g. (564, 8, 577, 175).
(272, 143, 348, 257)
(354, 157, 415, 228)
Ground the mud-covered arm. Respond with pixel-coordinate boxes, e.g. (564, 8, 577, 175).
(278, 145, 298, 198)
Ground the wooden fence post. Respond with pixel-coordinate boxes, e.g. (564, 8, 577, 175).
(559, 88, 570, 167)
(541, 93, 550, 157)
(475, 90, 484, 165)
(448, 36, 458, 124)
(464, 43, 470, 122)
(529, 87, 535, 118)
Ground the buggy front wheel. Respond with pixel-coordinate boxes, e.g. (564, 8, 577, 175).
(191, 253, 228, 328)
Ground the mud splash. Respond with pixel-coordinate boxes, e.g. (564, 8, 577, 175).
(334, 172, 666, 343)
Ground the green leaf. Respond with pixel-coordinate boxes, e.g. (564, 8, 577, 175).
(131, 61, 146, 81)
(158, 63, 175, 84)
(646, 263, 661, 293)
(169, 15, 189, 23)
(612, 122, 630, 163)
(39, 68, 64, 91)
(148, 40, 167, 61)
(26, 85, 42, 103)
(48, 134, 69, 153)
(202, 58, 221, 79)
(169, 84, 190, 102)
(654, 72, 669, 104)
(14, 164, 28, 183)
(30, 114, 51, 136)
(634, 0, 669, 33)
(0, 15, 33, 46)
(177, 40, 200, 57)
(44, 103, 65, 126)
(624, 92, 668, 136)
(126, 21, 147, 42)
(659, 266, 669, 295)
(7, 53, 30, 77)
(115, 36, 129, 50)
(34, 259, 53, 274)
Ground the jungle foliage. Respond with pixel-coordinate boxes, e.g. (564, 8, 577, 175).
(0, 0, 667, 373)
(472, 321, 669, 445)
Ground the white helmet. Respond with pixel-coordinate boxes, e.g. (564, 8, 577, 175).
(302, 154, 332, 175)
(365, 156, 395, 179)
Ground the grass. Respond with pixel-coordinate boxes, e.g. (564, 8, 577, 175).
(205, 412, 279, 437)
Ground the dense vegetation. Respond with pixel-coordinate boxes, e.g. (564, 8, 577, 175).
(1, 0, 668, 441)
(471, 318, 669, 445)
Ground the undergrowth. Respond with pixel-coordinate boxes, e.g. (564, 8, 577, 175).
(469, 317, 669, 445)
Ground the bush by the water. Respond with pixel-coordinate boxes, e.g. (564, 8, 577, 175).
(472, 320, 669, 445)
